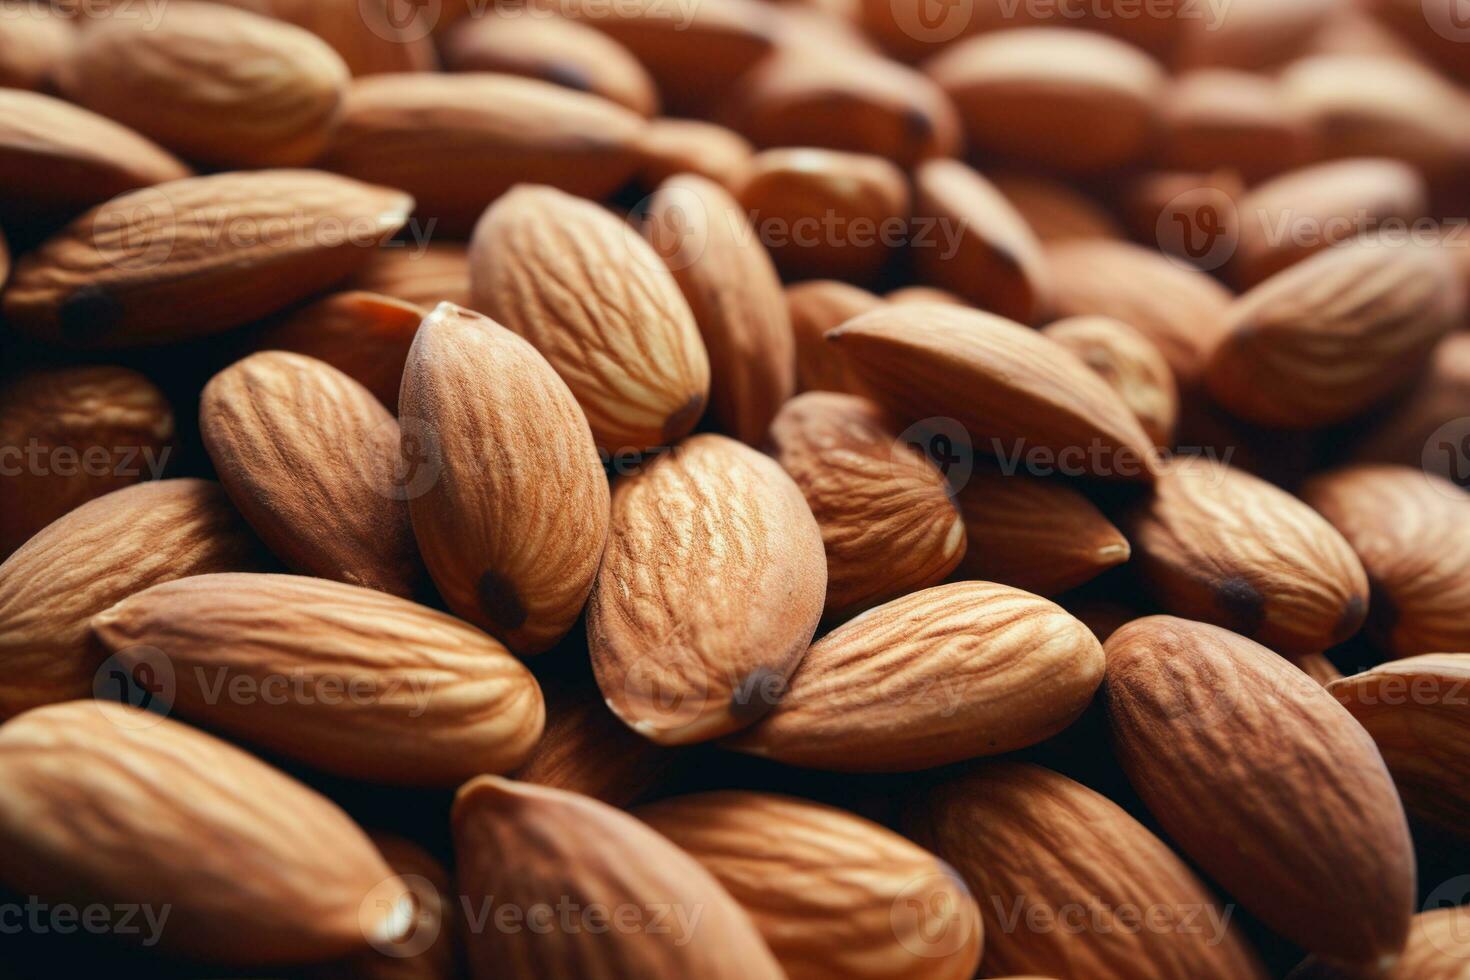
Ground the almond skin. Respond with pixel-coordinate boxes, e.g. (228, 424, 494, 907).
(213, 0, 438, 76)
(634, 117, 755, 190)
(0, 701, 409, 964)
(726, 581, 1105, 771)
(0, 479, 263, 720)
(639, 791, 983, 980)
(827, 304, 1160, 482)
(1290, 907, 1470, 980)
(347, 242, 472, 310)
(904, 762, 1267, 980)
(452, 775, 785, 980)
(90, 572, 545, 786)
(2, 169, 412, 348)
(469, 185, 710, 454)
(1103, 616, 1416, 968)
(201, 351, 422, 597)
(1302, 464, 1470, 658)
(643, 174, 795, 445)
(588, 433, 826, 745)
(1160, 70, 1317, 183)
(1122, 457, 1368, 656)
(991, 173, 1123, 243)
(1041, 315, 1179, 448)
(1351, 333, 1470, 479)
(0, 4, 73, 91)
(1175, 0, 1337, 70)
(769, 392, 966, 621)
(786, 280, 884, 394)
(399, 303, 610, 655)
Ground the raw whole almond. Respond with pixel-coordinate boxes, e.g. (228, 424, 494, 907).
(347, 242, 472, 310)
(399, 303, 610, 655)
(639, 791, 983, 980)
(991, 173, 1123, 243)
(726, 581, 1105, 770)
(452, 775, 784, 980)
(90, 572, 545, 785)
(588, 433, 826, 744)
(469, 184, 710, 454)
(1103, 615, 1416, 968)
(904, 762, 1267, 980)
(785, 279, 884, 394)
(1351, 333, 1470, 480)
(1290, 907, 1470, 979)
(216, 0, 438, 75)
(1301, 464, 1470, 658)
(0, 365, 174, 557)
(1159, 70, 1317, 183)
(0, 1, 73, 91)
(1122, 456, 1368, 656)
(1174, 0, 1337, 70)
(633, 117, 755, 190)
(200, 351, 421, 597)
(1121, 169, 1244, 275)
(827, 303, 1160, 482)
(642, 174, 794, 445)
(769, 392, 965, 620)
(1041, 315, 1179, 448)
(2, 169, 412, 348)
(0, 479, 263, 720)
(0, 701, 410, 964)
(887, 286, 967, 306)
(857, 0, 1022, 64)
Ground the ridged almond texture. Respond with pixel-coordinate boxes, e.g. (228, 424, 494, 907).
(769, 392, 965, 620)
(639, 791, 983, 980)
(726, 582, 1105, 771)
(0, 365, 174, 557)
(347, 242, 472, 310)
(90, 572, 545, 785)
(1041, 315, 1179, 448)
(320, 73, 645, 234)
(904, 763, 1266, 980)
(786, 280, 884, 394)
(0, 5, 73, 92)
(469, 185, 710, 454)
(399, 303, 610, 655)
(1205, 239, 1465, 429)
(452, 776, 784, 980)
(643, 174, 795, 445)
(588, 433, 826, 745)
(827, 304, 1160, 482)
(953, 467, 1130, 597)
(0, 701, 408, 964)
(201, 351, 421, 597)
(0, 479, 263, 720)
(2, 169, 412, 348)
(1302, 465, 1470, 658)
(1290, 907, 1470, 980)
(57, 2, 349, 168)
(1103, 616, 1416, 968)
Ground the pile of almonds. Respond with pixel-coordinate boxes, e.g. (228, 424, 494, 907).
(2, 0, 1470, 977)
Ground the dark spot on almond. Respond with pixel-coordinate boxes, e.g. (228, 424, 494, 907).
(1332, 594, 1367, 644)
(903, 107, 933, 143)
(661, 393, 704, 443)
(478, 570, 527, 632)
(729, 666, 783, 723)
(544, 62, 591, 94)
(1215, 576, 1264, 637)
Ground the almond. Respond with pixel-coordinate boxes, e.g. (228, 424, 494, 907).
(887, 286, 967, 306)
(786, 279, 884, 394)
(1103, 615, 1416, 968)
(1122, 456, 1368, 655)
(1159, 70, 1317, 183)
(0, 1, 73, 91)
(1368, 0, 1470, 84)
(1121, 168, 1244, 273)
(904, 762, 1267, 980)
(726, 581, 1105, 770)
(0, 701, 410, 964)
(827, 303, 1160, 482)
(1174, 0, 1337, 70)
(215, 0, 438, 75)
(1291, 652, 1345, 688)
(91, 572, 545, 785)
(769, 392, 965, 620)
(1041, 315, 1179, 447)
(469, 184, 710, 454)
(0, 479, 263, 720)
(1301, 464, 1470, 658)
(2, 169, 412, 348)
(399, 303, 610, 655)
(639, 791, 983, 980)
(633, 117, 755, 190)
(1290, 907, 1470, 980)
(200, 351, 422, 597)
(348, 242, 472, 310)
(991, 173, 1123, 243)
(642, 174, 794, 445)
(452, 775, 784, 979)
(0, 365, 174, 557)
(1352, 333, 1470, 480)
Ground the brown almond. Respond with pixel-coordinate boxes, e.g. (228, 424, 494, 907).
(1041, 315, 1179, 447)
(633, 117, 755, 190)
(347, 242, 472, 310)
(0, 2, 73, 91)
(785, 279, 884, 394)
(215, 0, 438, 75)
(991, 173, 1123, 243)
(1352, 333, 1470, 480)
(1121, 168, 1244, 273)
(1160, 70, 1318, 183)
(887, 286, 968, 306)
(1174, 0, 1337, 70)
(1290, 906, 1470, 980)
(1368, 0, 1470, 84)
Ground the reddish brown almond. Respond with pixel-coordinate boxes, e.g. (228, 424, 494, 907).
(991, 173, 1123, 243)
(0, 479, 263, 720)
(1291, 907, 1470, 980)
(634, 117, 755, 190)
(1174, 0, 1337, 70)
(1352, 333, 1470, 480)
(0, 701, 410, 964)
(214, 0, 437, 75)
(1160, 70, 1318, 183)
(727, 582, 1105, 770)
(200, 351, 421, 596)
(643, 174, 794, 445)
(1041, 315, 1179, 447)
(769, 392, 965, 620)
(452, 776, 784, 979)
(905, 762, 1267, 980)
(786, 280, 884, 394)
(1104, 616, 1416, 968)
(320, 73, 644, 234)
(1121, 169, 1244, 273)
(0, 3, 73, 91)
(91, 573, 545, 785)
(1302, 464, 1470, 658)
(1123, 457, 1368, 655)
(0, 365, 174, 557)
(348, 242, 472, 310)
(954, 467, 1130, 597)
(1292, 652, 1345, 688)
(2, 169, 412, 348)
(470, 185, 710, 454)
(912, 159, 1049, 323)
(887, 286, 968, 306)
(588, 433, 826, 744)
(828, 304, 1160, 482)
(640, 791, 983, 980)
(400, 303, 610, 655)
(1369, 0, 1470, 84)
